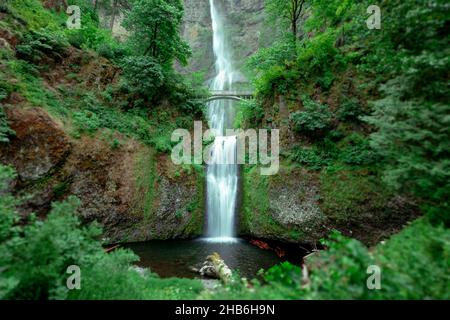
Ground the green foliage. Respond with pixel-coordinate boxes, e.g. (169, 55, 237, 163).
(16, 29, 68, 64)
(64, 0, 115, 51)
(290, 145, 334, 171)
(246, 40, 296, 77)
(307, 231, 374, 299)
(210, 219, 450, 300)
(264, 262, 302, 288)
(252, 0, 449, 229)
(7, 0, 66, 30)
(297, 29, 339, 78)
(235, 99, 264, 128)
(319, 169, 390, 222)
(363, 0, 450, 227)
(339, 134, 380, 166)
(123, 0, 191, 65)
(0, 165, 18, 243)
(254, 65, 297, 96)
(367, 97, 450, 227)
(0, 164, 203, 300)
(0, 105, 15, 143)
(264, 0, 307, 40)
(373, 219, 450, 300)
(152, 135, 173, 153)
(96, 41, 128, 61)
(291, 96, 333, 137)
(246, 38, 298, 96)
(290, 134, 379, 170)
(338, 98, 366, 122)
(305, 0, 358, 30)
(308, 219, 450, 300)
(120, 56, 165, 99)
(0, 1, 11, 14)
(0, 195, 101, 299)
(72, 110, 102, 135)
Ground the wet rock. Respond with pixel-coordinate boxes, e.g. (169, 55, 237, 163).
(0, 107, 71, 181)
(1, 106, 203, 243)
(241, 166, 328, 244)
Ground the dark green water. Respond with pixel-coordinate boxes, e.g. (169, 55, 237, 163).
(125, 239, 291, 279)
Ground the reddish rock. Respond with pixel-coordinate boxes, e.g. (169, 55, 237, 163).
(0, 107, 71, 181)
(42, 0, 68, 11)
(250, 239, 271, 250)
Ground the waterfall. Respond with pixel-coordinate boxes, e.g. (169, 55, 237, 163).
(205, 0, 239, 243)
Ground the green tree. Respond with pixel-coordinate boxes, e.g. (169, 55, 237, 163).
(365, 0, 450, 227)
(123, 0, 191, 65)
(265, 0, 306, 40)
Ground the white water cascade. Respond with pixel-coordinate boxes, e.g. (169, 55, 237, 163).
(205, 0, 239, 243)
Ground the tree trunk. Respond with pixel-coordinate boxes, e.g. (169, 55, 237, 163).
(110, 0, 118, 31)
(199, 253, 233, 283)
(209, 253, 233, 283)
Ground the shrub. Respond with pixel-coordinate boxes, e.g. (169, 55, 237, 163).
(291, 96, 333, 137)
(63, 0, 109, 50)
(207, 219, 449, 300)
(152, 134, 173, 153)
(0, 165, 17, 243)
(235, 99, 265, 128)
(339, 134, 380, 166)
(65, 31, 84, 49)
(297, 29, 339, 77)
(121, 56, 165, 99)
(16, 29, 68, 64)
(372, 219, 450, 300)
(254, 65, 297, 97)
(264, 262, 302, 288)
(290, 146, 333, 170)
(96, 42, 128, 61)
(0, 1, 11, 14)
(246, 39, 296, 77)
(307, 231, 375, 300)
(72, 110, 102, 135)
(338, 98, 365, 122)
(316, 70, 335, 90)
(0, 164, 203, 300)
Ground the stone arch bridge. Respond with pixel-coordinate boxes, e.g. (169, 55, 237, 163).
(196, 90, 254, 103)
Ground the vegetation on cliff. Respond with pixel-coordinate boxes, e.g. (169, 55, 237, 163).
(0, 0, 205, 242)
(238, 0, 448, 242)
(0, 0, 448, 301)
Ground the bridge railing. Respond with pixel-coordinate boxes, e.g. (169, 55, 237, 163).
(209, 90, 254, 97)
(194, 91, 254, 101)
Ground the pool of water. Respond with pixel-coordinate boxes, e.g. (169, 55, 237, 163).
(125, 238, 296, 279)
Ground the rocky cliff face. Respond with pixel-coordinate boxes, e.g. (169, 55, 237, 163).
(0, 106, 204, 243)
(239, 163, 419, 246)
(181, 0, 270, 80)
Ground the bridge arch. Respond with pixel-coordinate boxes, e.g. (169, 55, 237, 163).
(206, 96, 245, 103)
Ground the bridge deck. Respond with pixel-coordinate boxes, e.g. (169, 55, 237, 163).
(194, 90, 254, 102)
(209, 90, 254, 97)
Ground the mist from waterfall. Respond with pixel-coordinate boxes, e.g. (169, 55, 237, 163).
(205, 0, 239, 243)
